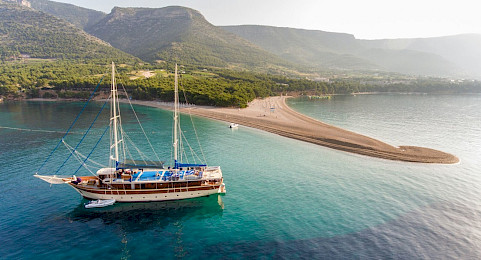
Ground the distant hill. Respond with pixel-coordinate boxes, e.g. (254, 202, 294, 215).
(85, 6, 293, 71)
(360, 34, 481, 78)
(358, 48, 459, 76)
(222, 25, 376, 70)
(7, 0, 481, 79)
(0, 2, 137, 63)
(29, 0, 106, 30)
(223, 25, 479, 78)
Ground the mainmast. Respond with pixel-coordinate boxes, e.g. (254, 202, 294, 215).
(111, 61, 119, 167)
(173, 64, 179, 168)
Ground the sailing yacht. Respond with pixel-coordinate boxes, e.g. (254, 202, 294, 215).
(35, 63, 225, 202)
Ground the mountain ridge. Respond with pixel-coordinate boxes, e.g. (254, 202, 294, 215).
(29, 0, 106, 30)
(0, 1, 138, 63)
(223, 25, 479, 78)
(16, 0, 481, 79)
(85, 6, 295, 73)
(360, 34, 481, 78)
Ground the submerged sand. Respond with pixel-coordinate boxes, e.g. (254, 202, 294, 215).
(129, 96, 459, 164)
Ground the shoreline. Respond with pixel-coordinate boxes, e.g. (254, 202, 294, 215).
(125, 96, 458, 164)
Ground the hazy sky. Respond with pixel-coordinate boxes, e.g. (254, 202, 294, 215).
(55, 0, 481, 39)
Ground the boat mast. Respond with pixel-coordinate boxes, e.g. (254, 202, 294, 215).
(111, 61, 119, 167)
(173, 64, 179, 168)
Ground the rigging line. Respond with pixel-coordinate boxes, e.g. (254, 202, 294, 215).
(62, 140, 107, 168)
(123, 141, 135, 165)
(63, 139, 96, 175)
(181, 143, 189, 164)
(122, 132, 149, 163)
(119, 124, 127, 164)
(54, 98, 109, 175)
(115, 127, 135, 164)
(171, 107, 175, 165)
(119, 83, 162, 163)
(181, 133, 194, 164)
(122, 132, 141, 160)
(73, 125, 110, 176)
(190, 113, 207, 164)
(180, 76, 207, 164)
(180, 130, 197, 164)
(181, 130, 203, 163)
(115, 70, 161, 162)
(35, 76, 105, 174)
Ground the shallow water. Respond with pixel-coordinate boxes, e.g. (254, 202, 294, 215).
(1, 94, 480, 259)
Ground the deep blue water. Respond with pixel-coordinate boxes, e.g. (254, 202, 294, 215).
(1, 94, 481, 259)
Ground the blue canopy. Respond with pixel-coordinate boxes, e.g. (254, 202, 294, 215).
(175, 162, 206, 168)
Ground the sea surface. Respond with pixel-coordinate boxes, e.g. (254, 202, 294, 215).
(1, 94, 481, 259)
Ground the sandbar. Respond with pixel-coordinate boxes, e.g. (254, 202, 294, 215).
(130, 96, 458, 164)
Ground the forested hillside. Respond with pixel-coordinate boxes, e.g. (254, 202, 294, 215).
(29, 0, 106, 30)
(1, 1, 480, 105)
(2, 60, 479, 107)
(0, 2, 137, 63)
(222, 25, 375, 70)
(26, 0, 481, 79)
(86, 6, 293, 72)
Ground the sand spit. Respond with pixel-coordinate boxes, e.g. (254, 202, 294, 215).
(129, 96, 458, 164)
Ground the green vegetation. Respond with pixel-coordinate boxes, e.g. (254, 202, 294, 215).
(2, 61, 480, 107)
(86, 6, 294, 72)
(0, 2, 137, 63)
(29, 0, 106, 30)
(1, 1, 481, 106)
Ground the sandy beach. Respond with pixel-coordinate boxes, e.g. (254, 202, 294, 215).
(128, 96, 458, 164)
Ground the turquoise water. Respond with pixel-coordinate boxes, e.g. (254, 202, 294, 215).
(1, 95, 481, 258)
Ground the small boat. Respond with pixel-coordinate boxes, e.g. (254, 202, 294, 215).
(85, 199, 116, 208)
(229, 123, 239, 128)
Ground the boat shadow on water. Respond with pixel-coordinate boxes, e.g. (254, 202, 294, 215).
(66, 195, 225, 232)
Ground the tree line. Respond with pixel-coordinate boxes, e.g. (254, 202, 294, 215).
(1, 61, 481, 107)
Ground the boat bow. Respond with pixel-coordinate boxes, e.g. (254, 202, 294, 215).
(34, 174, 72, 184)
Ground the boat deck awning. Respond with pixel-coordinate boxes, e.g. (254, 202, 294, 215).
(176, 163, 207, 168)
(118, 159, 164, 169)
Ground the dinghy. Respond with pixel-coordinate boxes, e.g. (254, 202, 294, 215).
(85, 199, 116, 208)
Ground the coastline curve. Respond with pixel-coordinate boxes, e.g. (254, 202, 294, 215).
(130, 96, 459, 164)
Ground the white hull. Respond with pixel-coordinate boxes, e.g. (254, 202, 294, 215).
(71, 186, 222, 202)
(85, 199, 116, 208)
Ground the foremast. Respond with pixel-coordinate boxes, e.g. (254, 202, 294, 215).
(110, 61, 122, 168)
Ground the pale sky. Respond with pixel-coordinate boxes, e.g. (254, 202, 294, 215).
(56, 0, 481, 39)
